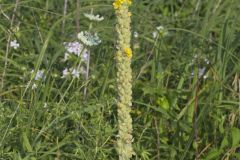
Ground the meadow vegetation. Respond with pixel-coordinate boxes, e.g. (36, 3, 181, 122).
(0, 0, 240, 159)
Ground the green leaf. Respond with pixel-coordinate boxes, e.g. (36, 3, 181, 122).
(231, 127, 240, 147)
(220, 136, 229, 149)
(218, 116, 225, 134)
(205, 149, 221, 160)
(22, 132, 33, 152)
(142, 86, 165, 96)
(156, 96, 170, 111)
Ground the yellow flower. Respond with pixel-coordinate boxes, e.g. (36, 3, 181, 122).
(124, 47, 132, 58)
(113, 1, 121, 9)
(113, 0, 132, 10)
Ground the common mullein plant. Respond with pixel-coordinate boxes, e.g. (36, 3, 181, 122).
(113, 0, 134, 159)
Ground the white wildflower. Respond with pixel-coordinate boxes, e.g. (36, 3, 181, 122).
(156, 25, 168, 37)
(199, 68, 206, 77)
(84, 13, 104, 22)
(77, 31, 101, 46)
(204, 58, 210, 64)
(35, 70, 44, 81)
(156, 26, 164, 31)
(153, 25, 168, 39)
(10, 40, 20, 49)
(152, 31, 158, 38)
(82, 52, 89, 62)
(191, 67, 207, 78)
(64, 41, 86, 57)
(61, 68, 69, 78)
(32, 83, 38, 90)
(134, 31, 139, 38)
(31, 70, 45, 81)
(71, 68, 80, 78)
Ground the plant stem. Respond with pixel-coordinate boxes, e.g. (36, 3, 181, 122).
(76, 0, 80, 33)
(114, 1, 134, 159)
(1, 0, 20, 92)
(61, 0, 68, 34)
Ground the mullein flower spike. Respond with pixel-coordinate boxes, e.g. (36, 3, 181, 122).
(113, 0, 134, 159)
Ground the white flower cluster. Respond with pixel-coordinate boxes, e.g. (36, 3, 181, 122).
(61, 67, 86, 79)
(62, 41, 89, 79)
(77, 31, 101, 46)
(10, 40, 20, 49)
(63, 41, 89, 61)
(64, 41, 85, 57)
(84, 13, 104, 22)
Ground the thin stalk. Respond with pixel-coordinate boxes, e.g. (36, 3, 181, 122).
(195, 0, 201, 13)
(61, 0, 68, 34)
(1, 0, 20, 92)
(83, 50, 90, 99)
(194, 79, 200, 160)
(154, 117, 161, 160)
(76, 0, 80, 33)
(83, 8, 93, 99)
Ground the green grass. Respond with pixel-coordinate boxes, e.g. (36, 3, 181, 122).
(0, 0, 240, 159)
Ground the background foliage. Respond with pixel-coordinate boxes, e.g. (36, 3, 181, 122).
(0, 0, 240, 159)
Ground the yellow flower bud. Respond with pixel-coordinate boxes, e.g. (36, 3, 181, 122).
(113, 0, 132, 10)
(124, 47, 132, 58)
